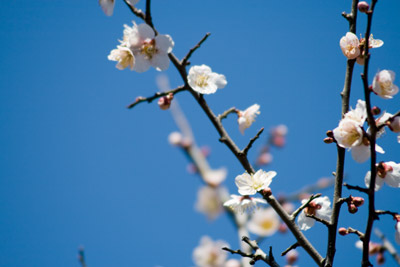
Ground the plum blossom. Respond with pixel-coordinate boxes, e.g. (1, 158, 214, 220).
(297, 196, 332, 231)
(365, 161, 400, 191)
(247, 208, 280, 236)
(237, 104, 260, 134)
(107, 45, 134, 70)
(203, 168, 228, 186)
(195, 186, 229, 221)
(193, 236, 228, 267)
(188, 65, 227, 94)
(99, 0, 139, 16)
(235, 169, 276, 196)
(223, 195, 267, 214)
(372, 70, 399, 99)
(340, 32, 360, 59)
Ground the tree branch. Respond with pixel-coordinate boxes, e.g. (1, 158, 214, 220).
(281, 242, 299, 256)
(126, 85, 187, 109)
(343, 183, 369, 194)
(182, 33, 211, 66)
(242, 127, 264, 156)
(306, 214, 331, 227)
(217, 107, 237, 121)
(123, 0, 145, 20)
(374, 228, 400, 265)
(291, 194, 322, 220)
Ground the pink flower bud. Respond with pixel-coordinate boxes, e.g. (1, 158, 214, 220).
(262, 187, 272, 197)
(358, 1, 370, 13)
(200, 146, 211, 157)
(371, 106, 381, 115)
(389, 116, 400, 133)
(272, 135, 286, 147)
(338, 227, 348, 235)
(348, 203, 358, 214)
(278, 223, 288, 233)
(257, 152, 273, 165)
(326, 130, 334, 137)
(157, 93, 174, 110)
(352, 197, 365, 207)
(324, 137, 334, 144)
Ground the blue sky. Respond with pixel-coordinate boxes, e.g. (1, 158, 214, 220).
(1, 0, 400, 266)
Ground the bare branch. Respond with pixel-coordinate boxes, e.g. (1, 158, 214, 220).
(182, 33, 211, 66)
(145, 0, 154, 28)
(374, 228, 400, 265)
(291, 193, 322, 220)
(343, 183, 369, 194)
(127, 85, 187, 109)
(375, 210, 399, 218)
(242, 128, 264, 156)
(78, 246, 87, 267)
(347, 227, 365, 239)
(281, 243, 299, 256)
(217, 107, 237, 121)
(306, 214, 331, 227)
(123, 0, 145, 20)
(223, 247, 253, 258)
(240, 237, 281, 267)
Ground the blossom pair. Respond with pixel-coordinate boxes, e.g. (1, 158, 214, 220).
(108, 22, 174, 72)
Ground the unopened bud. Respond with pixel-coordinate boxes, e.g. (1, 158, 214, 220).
(371, 106, 381, 115)
(272, 135, 286, 147)
(257, 152, 273, 165)
(377, 162, 393, 178)
(388, 116, 400, 133)
(186, 163, 197, 174)
(352, 197, 365, 207)
(395, 214, 400, 222)
(348, 203, 358, 214)
(157, 93, 174, 110)
(338, 227, 349, 236)
(262, 187, 272, 197)
(286, 250, 299, 265)
(200, 146, 211, 157)
(278, 223, 288, 233)
(326, 130, 334, 137)
(358, 1, 370, 13)
(324, 137, 334, 144)
(376, 252, 385, 265)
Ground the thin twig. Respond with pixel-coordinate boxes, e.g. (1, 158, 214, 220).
(347, 227, 365, 239)
(217, 107, 237, 121)
(123, 0, 145, 20)
(281, 243, 299, 256)
(127, 85, 187, 109)
(375, 210, 398, 218)
(242, 128, 264, 156)
(306, 214, 331, 227)
(343, 183, 369, 194)
(291, 193, 322, 220)
(78, 247, 87, 267)
(182, 33, 211, 66)
(223, 247, 253, 258)
(241, 237, 281, 267)
(374, 228, 400, 265)
(145, 0, 154, 29)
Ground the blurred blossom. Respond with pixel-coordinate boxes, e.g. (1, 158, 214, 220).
(235, 169, 276, 196)
(256, 152, 273, 166)
(188, 65, 227, 94)
(237, 104, 260, 134)
(168, 131, 183, 146)
(372, 70, 399, 99)
(223, 195, 267, 214)
(193, 236, 228, 267)
(282, 202, 295, 214)
(204, 168, 228, 186)
(271, 124, 288, 147)
(286, 249, 299, 265)
(395, 221, 400, 244)
(247, 208, 280, 237)
(224, 259, 240, 267)
(365, 161, 400, 191)
(340, 32, 360, 59)
(297, 196, 332, 231)
(195, 186, 229, 221)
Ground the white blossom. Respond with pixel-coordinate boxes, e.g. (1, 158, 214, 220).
(247, 208, 280, 236)
(333, 117, 364, 148)
(235, 169, 276, 196)
(368, 34, 384, 48)
(195, 186, 229, 221)
(193, 236, 228, 267)
(203, 168, 228, 186)
(372, 70, 399, 99)
(223, 195, 267, 214)
(99, 0, 139, 16)
(350, 143, 384, 163)
(237, 104, 260, 134)
(188, 65, 227, 94)
(340, 32, 360, 59)
(297, 196, 332, 231)
(224, 259, 241, 267)
(107, 45, 135, 70)
(365, 161, 400, 191)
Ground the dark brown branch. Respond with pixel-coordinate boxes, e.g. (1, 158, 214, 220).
(291, 194, 322, 220)
(242, 127, 264, 156)
(375, 210, 398, 218)
(123, 0, 145, 20)
(306, 214, 331, 227)
(241, 237, 281, 267)
(78, 246, 87, 267)
(374, 228, 400, 265)
(325, 2, 359, 266)
(361, 2, 379, 266)
(223, 247, 253, 258)
(127, 85, 187, 109)
(145, 0, 154, 28)
(217, 107, 237, 121)
(182, 33, 211, 66)
(281, 243, 299, 256)
(343, 183, 369, 194)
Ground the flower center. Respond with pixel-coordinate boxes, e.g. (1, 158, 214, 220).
(379, 80, 392, 92)
(261, 220, 274, 230)
(346, 44, 357, 55)
(195, 74, 209, 88)
(304, 202, 321, 216)
(141, 39, 157, 59)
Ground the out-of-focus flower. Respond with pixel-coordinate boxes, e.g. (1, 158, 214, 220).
(372, 70, 399, 99)
(223, 195, 267, 214)
(195, 186, 229, 221)
(235, 169, 276, 196)
(237, 104, 260, 134)
(286, 250, 299, 265)
(297, 196, 332, 231)
(99, 0, 139, 16)
(340, 32, 360, 59)
(188, 65, 227, 94)
(271, 124, 288, 147)
(355, 241, 385, 265)
(389, 116, 400, 133)
(168, 131, 183, 146)
(204, 168, 228, 186)
(256, 152, 273, 166)
(365, 161, 400, 191)
(247, 208, 280, 236)
(395, 221, 400, 245)
(193, 236, 228, 267)
(224, 259, 241, 267)
(108, 46, 135, 70)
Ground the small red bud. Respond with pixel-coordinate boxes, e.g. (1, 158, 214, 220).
(324, 137, 334, 144)
(352, 197, 365, 207)
(338, 227, 348, 236)
(371, 106, 381, 115)
(326, 130, 334, 137)
(257, 152, 273, 165)
(157, 93, 174, 110)
(278, 223, 288, 233)
(348, 203, 358, 214)
(376, 252, 385, 265)
(262, 187, 272, 197)
(358, 1, 370, 13)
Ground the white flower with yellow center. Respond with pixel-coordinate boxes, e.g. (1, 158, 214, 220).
(192, 236, 228, 267)
(235, 169, 276, 196)
(188, 65, 227, 94)
(297, 196, 332, 231)
(107, 45, 135, 70)
(237, 104, 260, 134)
(372, 70, 399, 99)
(223, 195, 267, 214)
(340, 32, 360, 59)
(247, 208, 280, 237)
(365, 161, 400, 191)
